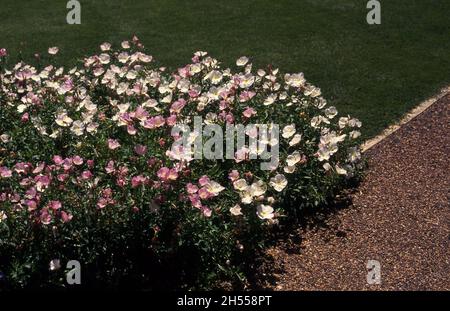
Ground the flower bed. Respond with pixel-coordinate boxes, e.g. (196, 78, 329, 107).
(0, 37, 362, 289)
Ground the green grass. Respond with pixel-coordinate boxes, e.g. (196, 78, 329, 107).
(0, 0, 449, 139)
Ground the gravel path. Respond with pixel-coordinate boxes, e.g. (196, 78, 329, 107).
(265, 94, 450, 291)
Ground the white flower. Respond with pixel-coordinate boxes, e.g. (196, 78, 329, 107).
(0, 211, 7, 222)
(70, 120, 85, 136)
(348, 147, 361, 163)
(263, 94, 277, 106)
(48, 47, 59, 55)
(285, 73, 305, 88)
(286, 151, 301, 167)
(17, 104, 27, 113)
(55, 111, 73, 127)
(269, 174, 287, 192)
(250, 180, 267, 197)
(282, 124, 296, 139)
(289, 134, 302, 146)
(256, 204, 274, 220)
(335, 164, 347, 175)
(240, 189, 253, 204)
(205, 70, 223, 85)
(205, 181, 225, 196)
(239, 73, 255, 88)
(100, 42, 111, 51)
(349, 130, 361, 139)
(230, 204, 243, 216)
(323, 163, 332, 171)
(338, 117, 349, 128)
(233, 179, 248, 191)
(324, 106, 338, 119)
(0, 134, 10, 143)
(236, 56, 249, 67)
(49, 259, 61, 271)
(284, 165, 296, 174)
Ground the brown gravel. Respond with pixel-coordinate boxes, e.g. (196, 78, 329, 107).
(263, 94, 450, 291)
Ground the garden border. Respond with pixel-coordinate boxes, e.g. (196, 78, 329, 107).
(361, 85, 450, 152)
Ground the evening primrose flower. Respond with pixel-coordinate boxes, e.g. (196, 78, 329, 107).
(325, 106, 338, 119)
(284, 73, 305, 88)
(0, 211, 7, 223)
(205, 181, 225, 196)
(289, 134, 302, 146)
(233, 179, 248, 191)
(55, 111, 73, 127)
(269, 174, 287, 192)
(108, 139, 121, 150)
(230, 204, 243, 216)
(239, 73, 255, 88)
(263, 94, 277, 106)
(205, 70, 223, 85)
(256, 204, 275, 220)
(236, 56, 249, 67)
(70, 120, 85, 136)
(348, 147, 361, 163)
(48, 47, 59, 55)
(284, 165, 296, 174)
(49, 259, 61, 271)
(282, 124, 296, 139)
(286, 151, 301, 166)
(335, 164, 347, 175)
(100, 42, 111, 51)
(250, 180, 267, 197)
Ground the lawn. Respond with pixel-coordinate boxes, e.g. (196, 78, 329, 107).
(0, 0, 449, 139)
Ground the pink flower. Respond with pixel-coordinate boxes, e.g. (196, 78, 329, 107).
(201, 206, 212, 217)
(0, 167, 12, 178)
(143, 116, 165, 129)
(21, 113, 29, 122)
(198, 187, 212, 200)
(108, 139, 121, 150)
(243, 107, 257, 118)
(134, 144, 147, 156)
(97, 198, 108, 209)
(189, 194, 202, 208)
(131, 175, 146, 188)
(35, 175, 51, 191)
(57, 174, 69, 182)
(32, 163, 45, 174)
(26, 200, 38, 211)
(105, 160, 115, 174)
(127, 124, 137, 135)
(198, 175, 210, 187)
(186, 183, 199, 194)
(166, 114, 177, 126)
(40, 209, 52, 225)
(53, 155, 64, 165)
(168, 168, 178, 180)
(0, 48, 7, 57)
(48, 200, 62, 210)
(14, 163, 29, 174)
(81, 171, 93, 180)
(73, 156, 84, 166)
(239, 90, 256, 102)
(228, 170, 239, 182)
(157, 167, 170, 181)
(170, 98, 186, 114)
(87, 160, 94, 168)
(60, 211, 73, 223)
